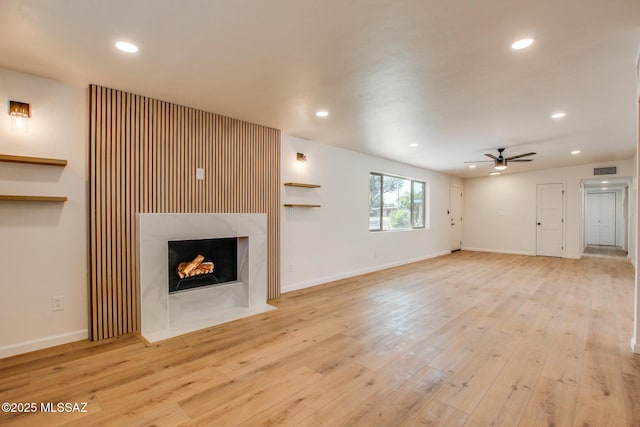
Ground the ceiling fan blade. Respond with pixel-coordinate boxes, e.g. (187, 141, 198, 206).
(506, 152, 536, 160)
(484, 154, 498, 160)
(463, 160, 494, 163)
(509, 159, 534, 162)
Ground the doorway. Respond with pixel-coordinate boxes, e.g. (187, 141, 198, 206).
(449, 185, 462, 252)
(536, 183, 564, 257)
(581, 178, 630, 258)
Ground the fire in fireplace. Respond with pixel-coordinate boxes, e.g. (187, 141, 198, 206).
(168, 237, 238, 293)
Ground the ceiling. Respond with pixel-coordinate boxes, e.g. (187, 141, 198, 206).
(0, 1, 639, 178)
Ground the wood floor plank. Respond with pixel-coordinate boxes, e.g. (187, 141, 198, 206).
(465, 323, 556, 426)
(0, 252, 637, 426)
(539, 307, 589, 386)
(238, 361, 388, 426)
(411, 400, 469, 426)
(520, 376, 578, 427)
(186, 366, 323, 426)
(573, 350, 628, 425)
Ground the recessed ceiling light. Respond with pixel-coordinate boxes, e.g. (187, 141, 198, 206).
(409, 143, 418, 147)
(602, 187, 608, 190)
(489, 172, 501, 176)
(571, 150, 581, 155)
(511, 38, 534, 50)
(601, 181, 609, 184)
(551, 112, 566, 119)
(316, 111, 329, 117)
(469, 165, 476, 169)
(115, 41, 138, 53)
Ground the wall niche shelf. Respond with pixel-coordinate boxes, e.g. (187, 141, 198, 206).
(283, 182, 321, 188)
(284, 204, 321, 208)
(0, 195, 67, 203)
(0, 154, 68, 167)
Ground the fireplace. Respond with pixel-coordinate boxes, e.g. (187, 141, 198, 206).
(137, 213, 274, 343)
(168, 237, 237, 293)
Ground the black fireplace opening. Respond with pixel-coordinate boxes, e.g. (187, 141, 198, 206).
(168, 237, 238, 293)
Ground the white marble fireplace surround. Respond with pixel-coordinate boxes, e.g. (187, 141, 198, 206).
(137, 213, 275, 343)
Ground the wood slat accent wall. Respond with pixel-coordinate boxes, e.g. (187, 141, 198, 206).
(89, 85, 280, 341)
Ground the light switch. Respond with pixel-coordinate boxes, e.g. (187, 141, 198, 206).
(196, 168, 205, 181)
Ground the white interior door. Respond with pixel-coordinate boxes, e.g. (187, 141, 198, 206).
(598, 192, 616, 245)
(449, 185, 462, 251)
(536, 183, 564, 257)
(586, 192, 616, 246)
(586, 193, 600, 245)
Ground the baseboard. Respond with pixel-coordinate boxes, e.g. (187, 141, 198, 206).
(632, 337, 640, 354)
(461, 247, 536, 257)
(0, 329, 88, 359)
(281, 250, 451, 294)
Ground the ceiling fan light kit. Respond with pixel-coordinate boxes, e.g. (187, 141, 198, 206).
(494, 160, 508, 170)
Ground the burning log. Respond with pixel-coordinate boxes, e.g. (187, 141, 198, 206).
(182, 255, 204, 275)
(177, 255, 214, 279)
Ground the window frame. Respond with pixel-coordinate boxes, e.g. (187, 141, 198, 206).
(369, 172, 427, 232)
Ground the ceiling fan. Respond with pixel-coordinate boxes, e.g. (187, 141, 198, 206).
(465, 148, 536, 171)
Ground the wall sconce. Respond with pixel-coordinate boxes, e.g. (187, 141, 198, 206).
(296, 152, 307, 163)
(9, 100, 30, 118)
(9, 100, 30, 133)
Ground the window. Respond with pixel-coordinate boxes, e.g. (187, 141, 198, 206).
(369, 173, 427, 231)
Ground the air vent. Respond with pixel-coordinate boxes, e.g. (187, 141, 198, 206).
(593, 166, 617, 176)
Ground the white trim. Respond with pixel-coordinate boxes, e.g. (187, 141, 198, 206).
(631, 337, 640, 354)
(0, 329, 88, 359)
(282, 250, 450, 294)
(461, 247, 536, 257)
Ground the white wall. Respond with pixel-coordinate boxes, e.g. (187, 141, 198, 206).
(0, 68, 88, 357)
(462, 159, 636, 259)
(281, 134, 461, 293)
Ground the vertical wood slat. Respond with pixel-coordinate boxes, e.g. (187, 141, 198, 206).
(88, 84, 281, 341)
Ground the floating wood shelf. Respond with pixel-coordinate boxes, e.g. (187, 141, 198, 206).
(284, 182, 321, 188)
(284, 204, 321, 208)
(0, 195, 67, 203)
(0, 154, 67, 167)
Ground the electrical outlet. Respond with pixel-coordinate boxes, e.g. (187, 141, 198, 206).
(196, 168, 205, 181)
(52, 296, 64, 312)
(288, 264, 295, 272)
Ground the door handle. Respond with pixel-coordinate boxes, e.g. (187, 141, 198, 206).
(537, 222, 541, 226)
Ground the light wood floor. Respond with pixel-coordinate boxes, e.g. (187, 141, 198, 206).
(583, 245, 628, 259)
(1, 251, 638, 426)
